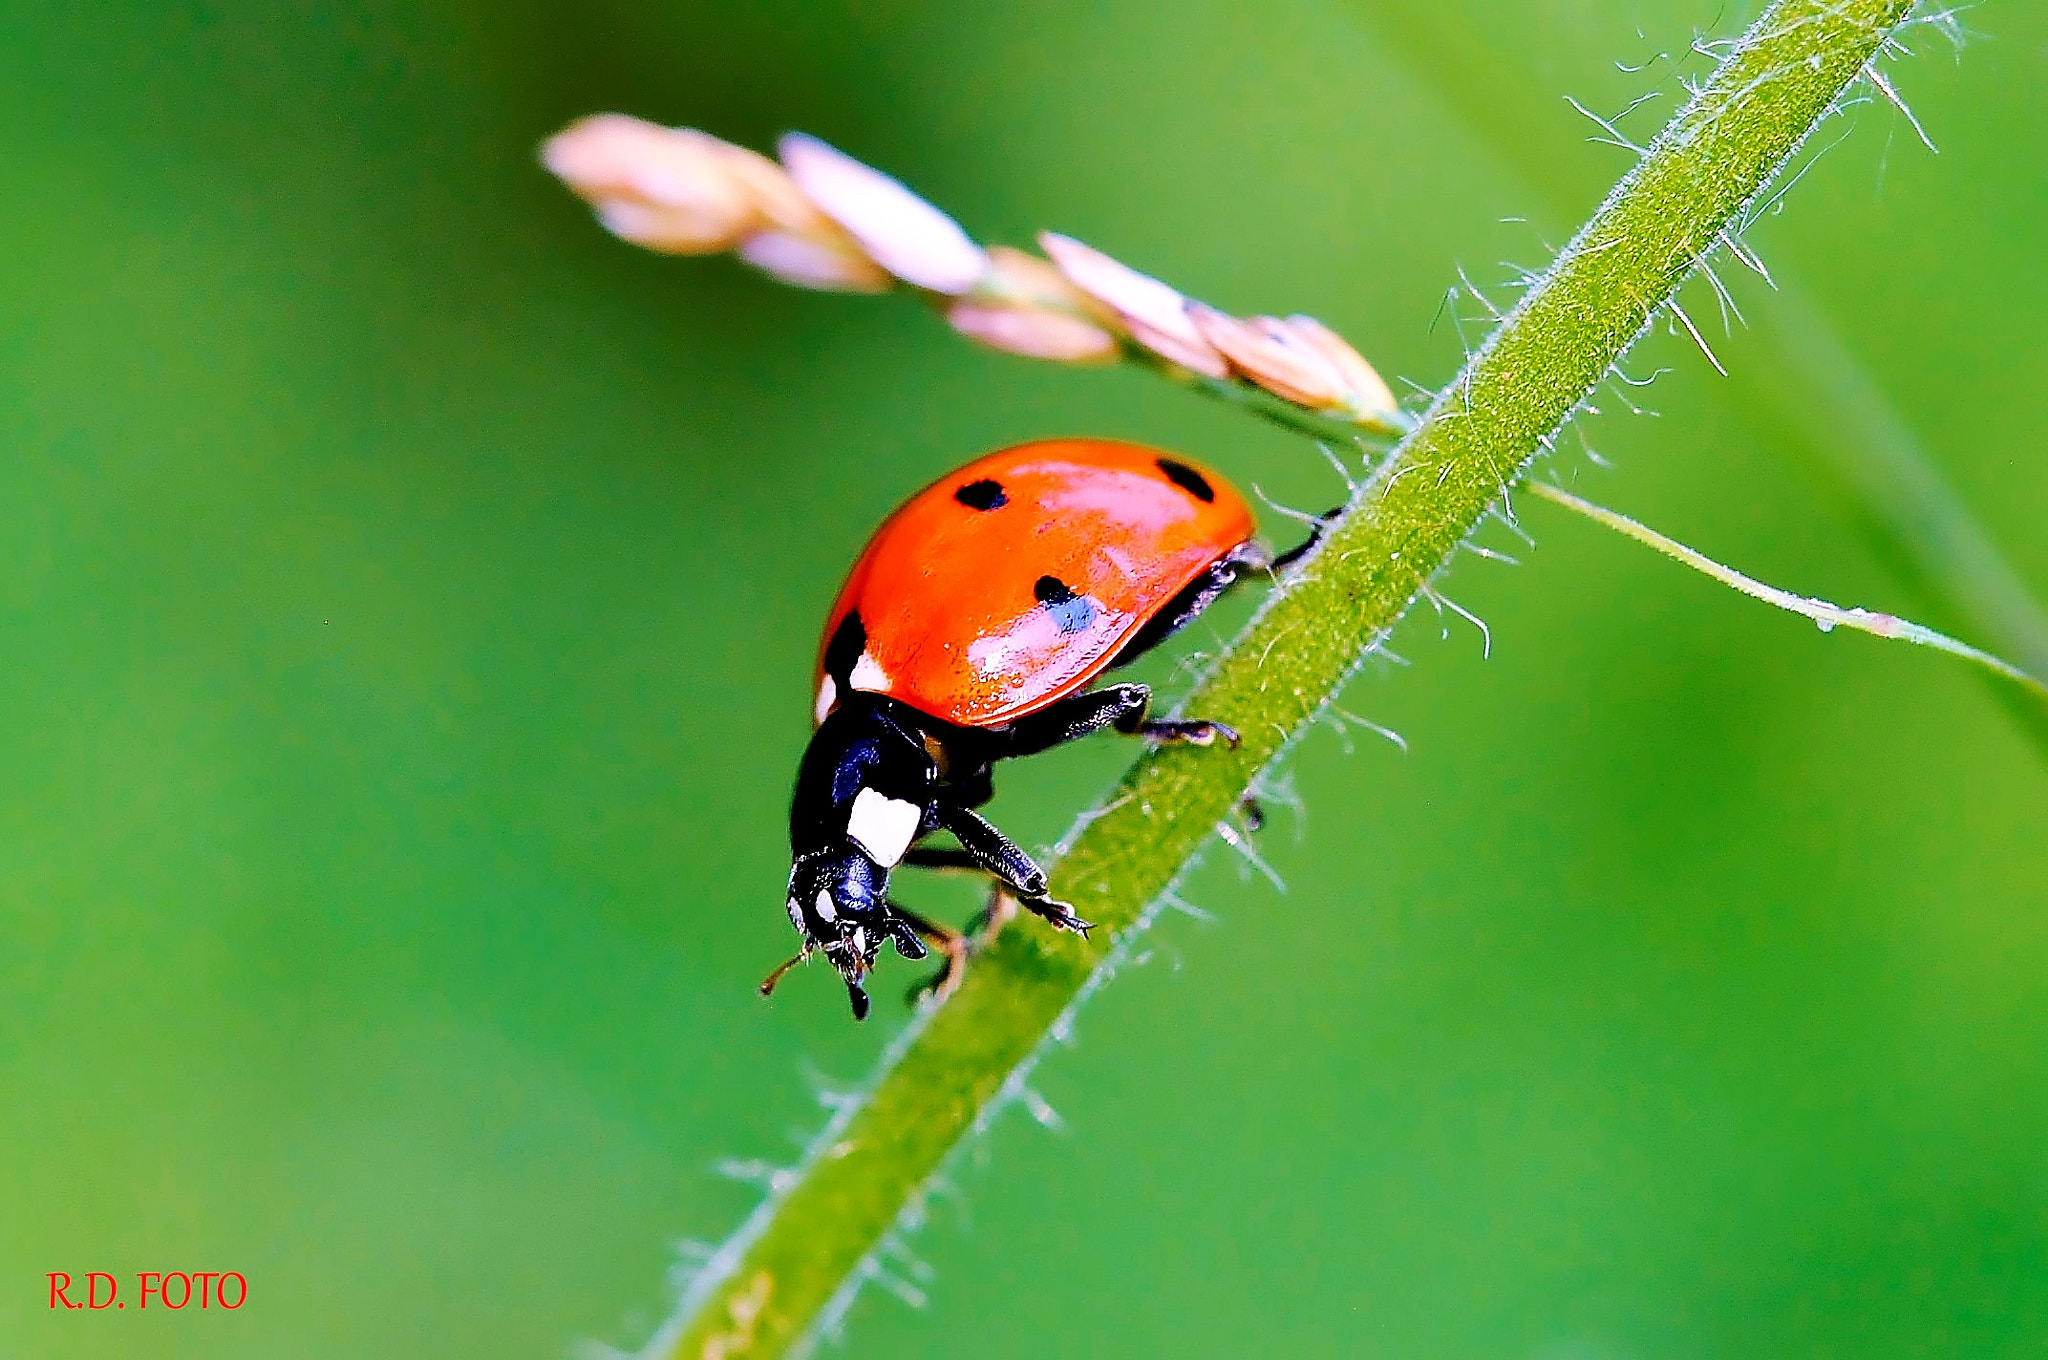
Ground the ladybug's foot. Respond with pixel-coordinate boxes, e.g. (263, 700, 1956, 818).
(1022, 893, 1094, 939)
(1139, 718, 1240, 749)
(889, 902, 970, 1007)
(905, 940, 968, 1007)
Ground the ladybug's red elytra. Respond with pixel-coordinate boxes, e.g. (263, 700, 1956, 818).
(765, 438, 1324, 1019)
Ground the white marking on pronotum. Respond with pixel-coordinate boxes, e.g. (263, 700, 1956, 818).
(813, 675, 838, 724)
(846, 787, 921, 867)
(813, 890, 836, 924)
(848, 651, 891, 693)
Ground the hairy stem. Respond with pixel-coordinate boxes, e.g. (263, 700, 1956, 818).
(1360, 0, 2048, 752)
(653, 2, 1920, 1354)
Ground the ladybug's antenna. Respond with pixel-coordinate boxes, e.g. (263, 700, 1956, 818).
(758, 948, 809, 998)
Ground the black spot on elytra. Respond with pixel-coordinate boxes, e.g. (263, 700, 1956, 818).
(1156, 458, 1215, 502)
(823, 610, 866, 681)
(954, 478, 1008, 510)
(1034, 575, 1097, 634)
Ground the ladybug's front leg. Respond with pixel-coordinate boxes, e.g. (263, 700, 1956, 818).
(933, 804, 1093, 938)
(893, 851, 1027, 1003)
(880, 898, 972, 1004)
(1000, 684, 1239, 757)
(1099, 683, 1240, 749)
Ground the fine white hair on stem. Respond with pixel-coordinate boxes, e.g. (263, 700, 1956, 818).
(1666, 296, 1728, 375)
(1718, 228, 1776, 286)
(1249, 767, 1309, 841)
(1488, 499, 1536, 549)
(787, 841, 1221, 1355)
(801, 1062, 863, 1115)
(1563, 94, 1651, 155)
(1616, 46, 1673, 74)
(1438, 283, 1475, 359)
(1456, 264, 1504, 321)
(876, 1232, 935, 1285)
(1158, 887, 1217, 925)
(713, 1158, 799, 1195)
(1325, 703, 1409, 755)
(1862, 64, 1937, 150)
(1699, 260, 1747, 333)
(1314, 440, 1363, 494)
(1499, 259, 1549, 294)
(1161, 646, 1216, 693)
(1741, 112, 1861, 224)
(1213, 818, 1287, 892)
(1420, 585, 1495, 660)
(1013, 1082, 1065, 1134)
(1256, 623, 1301, 672)
(1050, 793, 1132, 856)
(873, 1266, 930, 1311)
(1255, 485, 1337, 533)
(1570, 425, 1611, 472)
(1602, 376, 1660, 419)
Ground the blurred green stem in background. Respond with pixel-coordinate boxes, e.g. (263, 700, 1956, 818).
(654, 2, 1924, 1354)
(1529, 481, 2048, 700)
(1359, 1, 2048, 752)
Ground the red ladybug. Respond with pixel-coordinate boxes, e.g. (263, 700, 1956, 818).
(765, 439, 1322, 1018)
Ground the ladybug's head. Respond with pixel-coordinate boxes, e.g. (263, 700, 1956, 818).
(783, 848, 926, 1019)
(777, 696, 940, 1019)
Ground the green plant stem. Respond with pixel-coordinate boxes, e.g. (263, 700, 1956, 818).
(1528, 481, 2048, 699)
(653, 3, 1918, 1354)
(1360, 0, 2048, 752)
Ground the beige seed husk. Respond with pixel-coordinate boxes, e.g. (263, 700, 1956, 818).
(1188, 304, 1349, 409)
(1283, 313, 1400, 423)
(543, 115, 760, 254)
(779, 133, 988, 295)
(1038, 232, 1228, 377)
(945, 303, 1120, 362)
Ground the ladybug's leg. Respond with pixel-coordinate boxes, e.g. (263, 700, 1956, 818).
(884, 899, 971, 1004)
(900, 846, 981, 872)
(998, 684, 1151, 757)
(1000, 683, 1240, 755)
(1270, 504, 1342, 570)
(932, 804, 1093, 937)
(1113, 698, 1240, 749)
(892, 855, 1026, 1002)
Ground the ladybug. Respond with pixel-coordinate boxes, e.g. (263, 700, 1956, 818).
(763, 438, 1324, 1018)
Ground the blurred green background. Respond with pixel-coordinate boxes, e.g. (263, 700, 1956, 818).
(3, 0, 2044, 1355)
